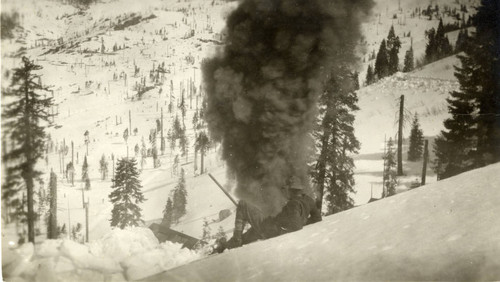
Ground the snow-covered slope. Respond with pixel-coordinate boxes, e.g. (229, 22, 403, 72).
(352, 57, 460, 204)
(146, 163, 500, 281)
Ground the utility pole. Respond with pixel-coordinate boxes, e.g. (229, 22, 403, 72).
(421, 140, 429, 185)
(382, 135, 387, 198)
(129, 110, 131, 136)
(62, 139, 66, 177)
(67, 198, 71, 239)
(161, 107, 164, 155)
(397, 95, 404, 176)
(85, 198, 89, 243)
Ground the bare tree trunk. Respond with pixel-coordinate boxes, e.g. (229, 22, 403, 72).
(421, 140, 429, 185)
(397, 95, 404, 175)
(200, 148, 205, 174)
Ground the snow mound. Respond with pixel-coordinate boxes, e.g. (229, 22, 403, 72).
(2, 227, 205, 281)
(87, 227, 160, 261)
(146, 163, 500, 281)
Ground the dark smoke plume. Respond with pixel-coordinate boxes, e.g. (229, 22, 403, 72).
(203, 0, 373, 215)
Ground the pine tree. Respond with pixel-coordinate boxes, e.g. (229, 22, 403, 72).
(99, 154, 108, 180)
(434, 0, 500, 179)
(473, 0, 500, 167)
(425, 19, 453, 64)
(374, 39, 390, 79)
(365, 64, 374, 85)
(408, 113, 424, 161)
(455, 29, 469, 53)
(386, 25, 402, 75)
(82, 155, 89, 182)
(383, 138, 398, 197)
(47, 170, 58, 239)
(109, 158, 146, 229)
(2, 57, 54, 242)
(195, 131, 210, 174)
(403, 46, 414, 72)
(162, 197, 173, 227)
(172, 168, 187, 222)
(312, 70, 360, 214)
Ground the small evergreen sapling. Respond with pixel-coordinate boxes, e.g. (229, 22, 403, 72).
(172, 168, 187, 222)
(408, 114, 424, 161)
(162, 197, 173, 227)
(82, 156, 89, 182)
(383, 138, 398, 197)
(99, 154, 108, 180)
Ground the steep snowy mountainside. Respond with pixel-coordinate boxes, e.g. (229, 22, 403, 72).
(147, 162, 500, 281)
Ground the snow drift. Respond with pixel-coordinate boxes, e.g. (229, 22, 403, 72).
(2, 227, 202, 281)
(147, 163, 500, 281)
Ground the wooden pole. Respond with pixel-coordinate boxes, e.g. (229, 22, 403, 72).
(62, 139, 66, 176)
(129, 110, 131, 135)
(382, 135, 387, 198)
(208, 173, 238, 206)
(421, 140, 429, 185)
(67, 198, 71, 239)
(397, 95, 404, 176)
(161, 107, 164, 154)
(85, 198, 89, 243)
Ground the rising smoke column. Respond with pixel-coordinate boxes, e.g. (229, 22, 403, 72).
(203, 0, 373, 215)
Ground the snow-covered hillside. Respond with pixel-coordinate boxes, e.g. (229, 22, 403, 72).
(352, 57, 461, 204)
(1, 0, 489, 279)
(147, 162, 500, 281)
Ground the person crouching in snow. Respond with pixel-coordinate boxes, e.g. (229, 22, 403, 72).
(214, 176, 322, 253)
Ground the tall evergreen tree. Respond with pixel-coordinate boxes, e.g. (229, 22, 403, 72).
(434, 0, 500, 179)
(472, 0, 500, 166)
(312, 69, 360, 215)
(425, 19, 453, 63)
(403, 46, 414, 72)
(374, 39, 390, 79)
(195, 131, 210, 174)
(109, 158, 146, 228)
(455, 28, 469, 53)
(408, 113, 424, 161)
(172, 168, 187, 222)
(386, 25, 402, 75)
(383, 138, 398, 197)
(2, 57, 54, 242)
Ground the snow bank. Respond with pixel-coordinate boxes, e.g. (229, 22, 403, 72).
(2, 227, 204, 281)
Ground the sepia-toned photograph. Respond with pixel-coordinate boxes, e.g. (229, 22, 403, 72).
(1, 0, 499, 280)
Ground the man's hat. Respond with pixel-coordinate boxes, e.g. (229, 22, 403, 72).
(288, 176, 302, 190)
